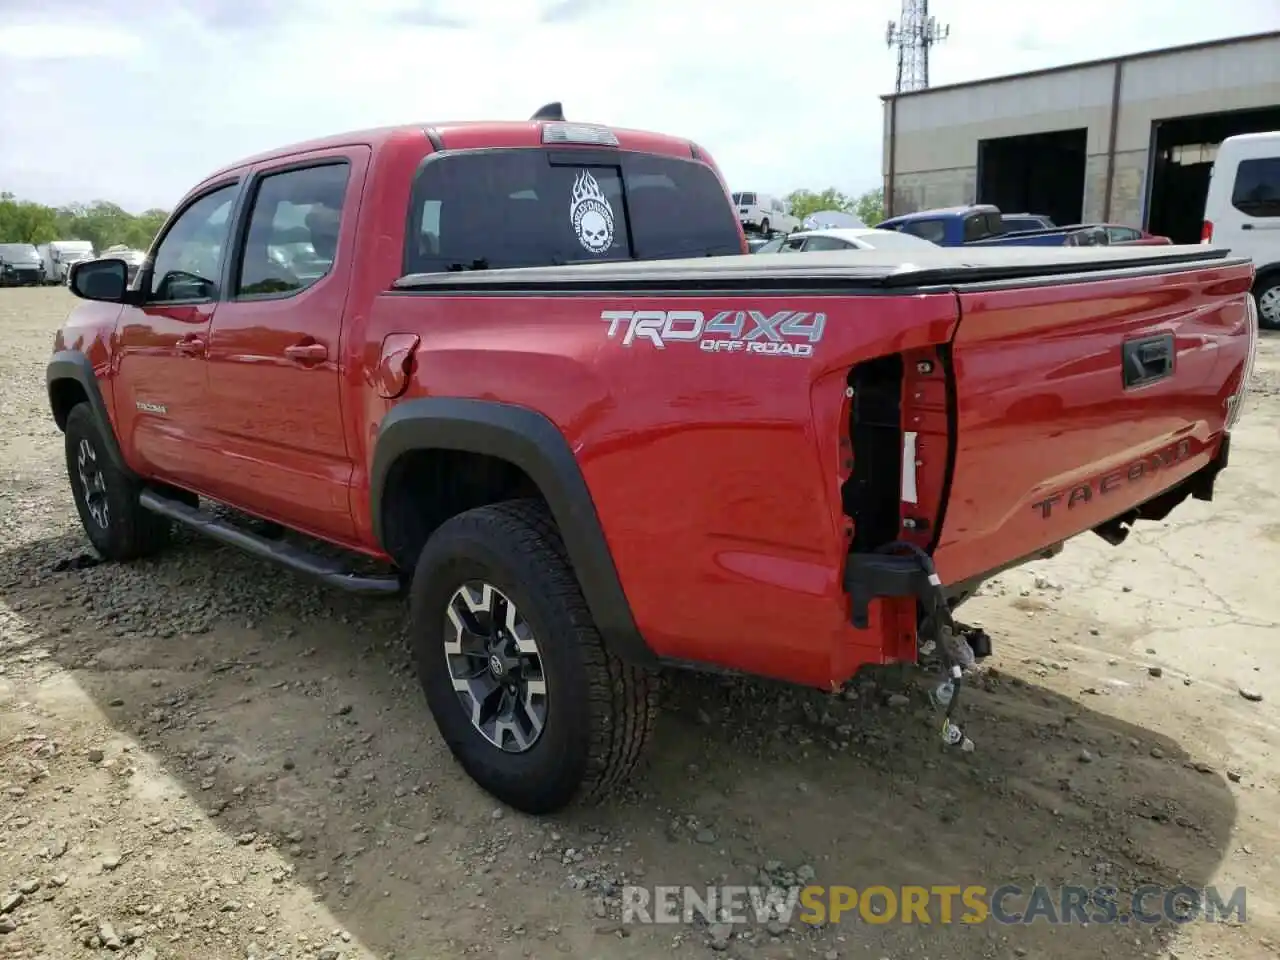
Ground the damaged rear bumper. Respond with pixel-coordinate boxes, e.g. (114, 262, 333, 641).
(842, 432, 1232, 628)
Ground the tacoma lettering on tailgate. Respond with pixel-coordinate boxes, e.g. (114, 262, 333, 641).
(600, 309, 825, 357)
(1031, 437, 1194, 519)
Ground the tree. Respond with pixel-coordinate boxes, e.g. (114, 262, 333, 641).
(0, 193, 61, 244)
(0, 192, 168, 250)
(785, 187, 886, 227)
(785, 188, 854, 223)
(855, 187, 885, 227)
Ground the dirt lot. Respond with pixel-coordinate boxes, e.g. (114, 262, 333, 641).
(0, 286, 1277, 960)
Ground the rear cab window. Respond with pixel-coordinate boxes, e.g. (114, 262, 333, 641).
(404, 149, 743, 273)
(1231, 158, 1280, 218)
(902, 219, 946, 244)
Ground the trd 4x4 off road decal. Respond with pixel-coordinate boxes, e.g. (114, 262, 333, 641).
(599, 309, 825, 357)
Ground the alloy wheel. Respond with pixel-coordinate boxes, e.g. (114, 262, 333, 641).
(76, 438, 109, 529)
(443, 581, 548, 753)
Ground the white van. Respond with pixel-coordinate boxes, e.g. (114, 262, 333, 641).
(731, 192, 800, 237)
(36, 240, 96, 285)
(1202, 131, 1280, 329)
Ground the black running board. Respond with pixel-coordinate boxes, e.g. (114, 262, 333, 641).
(138, 490, 402, 596)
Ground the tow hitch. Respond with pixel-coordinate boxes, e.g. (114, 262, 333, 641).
(844, 541, 979, 751)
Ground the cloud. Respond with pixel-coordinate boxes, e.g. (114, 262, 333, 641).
(0, 0, 1277, 212)
(0, 22, 144, 60)
(539, 0, 594, 24)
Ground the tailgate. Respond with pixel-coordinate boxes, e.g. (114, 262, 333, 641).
(928, 259, 1255, 585)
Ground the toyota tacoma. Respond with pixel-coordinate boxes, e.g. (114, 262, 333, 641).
(48, 104, 1259, 814)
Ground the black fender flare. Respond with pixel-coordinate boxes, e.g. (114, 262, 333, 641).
(370, 397, 658, 667)
(46, 350, 136, 479)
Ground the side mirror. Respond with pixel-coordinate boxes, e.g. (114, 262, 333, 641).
(69, 258, 128, 302)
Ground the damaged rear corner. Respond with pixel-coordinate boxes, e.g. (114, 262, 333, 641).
(839, 343, 955, 633)
(1092, 432, 1231, 547)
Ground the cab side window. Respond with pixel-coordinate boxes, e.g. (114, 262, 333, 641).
(1231, 158, 1280, 218)
(148, 183, 238, 302)
(236, 162, 351, 298)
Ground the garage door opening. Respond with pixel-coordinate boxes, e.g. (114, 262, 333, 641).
(1148, 104, 1280, 244)
(976, 128, 1087, 227)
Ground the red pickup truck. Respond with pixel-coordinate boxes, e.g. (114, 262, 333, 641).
(48, 105, 1259, 814)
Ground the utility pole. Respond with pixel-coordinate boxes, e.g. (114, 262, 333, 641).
(886, 0, 950, 93)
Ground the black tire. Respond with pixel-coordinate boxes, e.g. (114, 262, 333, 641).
(63, 403, 171, 560)
(1255, 275, 1280, 331)
(408, 498, 659, 814)
(760, 218, 771, 237)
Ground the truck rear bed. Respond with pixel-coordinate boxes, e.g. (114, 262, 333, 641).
(389, 243, 1255, 684)
(395, 242, 1238, 291)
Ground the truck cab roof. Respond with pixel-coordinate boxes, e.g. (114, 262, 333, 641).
(200, 119, 709, 186)
(881, 204, 1000, 225)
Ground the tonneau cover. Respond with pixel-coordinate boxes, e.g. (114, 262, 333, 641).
(394, 244, 1244, 291)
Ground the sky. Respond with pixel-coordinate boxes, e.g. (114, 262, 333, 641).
(1, 0, 1277, 213)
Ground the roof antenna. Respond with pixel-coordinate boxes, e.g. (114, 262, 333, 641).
(529, 102, 565, 122)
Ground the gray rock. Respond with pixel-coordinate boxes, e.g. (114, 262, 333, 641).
(1239, 687, 1263, 702)
(99, 920, 122, 950)
(707, 922, 732, 950)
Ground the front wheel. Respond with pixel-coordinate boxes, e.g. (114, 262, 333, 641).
(408, 499, 659, 814)
(63, 403, 171, 560)
(1256, 277, 1280, 331)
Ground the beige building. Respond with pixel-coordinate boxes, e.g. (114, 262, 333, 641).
(881, 30, 1280, 243)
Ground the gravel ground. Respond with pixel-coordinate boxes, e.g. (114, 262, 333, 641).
(1, 285, 1279, 960)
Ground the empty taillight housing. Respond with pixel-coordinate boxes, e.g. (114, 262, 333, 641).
(1225, 293, 1259, 431)
(1201, 220, 1214, 244)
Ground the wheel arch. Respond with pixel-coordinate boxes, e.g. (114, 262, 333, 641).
(1255, 262, 1280, 328)
(370, 397, 657, 667)
(46, 350, 135, 478)
(1253, 260, 1280, 288)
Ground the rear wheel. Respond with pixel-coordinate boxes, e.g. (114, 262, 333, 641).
(63, 403, 171, 560)
(1256, 276, 1280, 331)
(408, 499, 659, 814)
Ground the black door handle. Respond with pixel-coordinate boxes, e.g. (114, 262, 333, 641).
(1122, 333, 1174, 389)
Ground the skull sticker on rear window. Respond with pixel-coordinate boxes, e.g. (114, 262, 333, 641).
(569, 170, 615, 255)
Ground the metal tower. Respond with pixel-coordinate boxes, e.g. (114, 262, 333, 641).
(886, 0, 950, 93)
